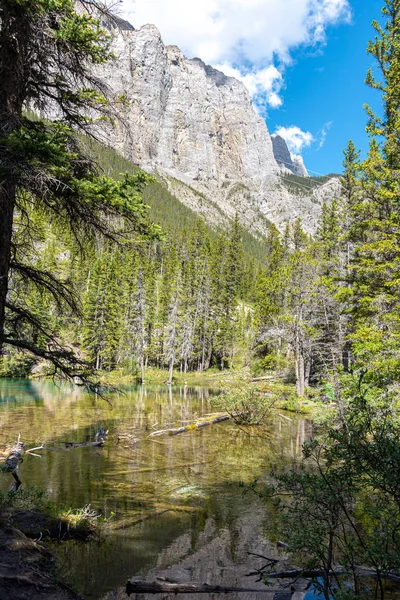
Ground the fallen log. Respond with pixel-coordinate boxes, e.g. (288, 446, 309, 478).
(126, 580, 281, 595)
(149, 414, 232, 437)
(251, 376, 278, 382)
(266, 568, 400, 583)
(5, 439, 25, 489)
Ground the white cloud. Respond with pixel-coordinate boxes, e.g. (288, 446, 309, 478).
(274, 126, 314, 153)
(214, 63, 283, 113)
(318, 120, 333, 148)
(120, 0, 351, 110)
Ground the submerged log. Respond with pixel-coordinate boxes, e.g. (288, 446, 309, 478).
(63, 440, 105, 449)
(42, 440, 107, 451)
(149, 414, 232, 437)
(126, 580, 281, 595)
(5, 440, 25, 489)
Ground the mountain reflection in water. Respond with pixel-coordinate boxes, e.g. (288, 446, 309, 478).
(0, 379, 312, 599)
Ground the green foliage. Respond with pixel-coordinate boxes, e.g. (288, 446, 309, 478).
(261, 376, 400, 599)
(340, 0, 400, 382)
(59, 504, 100, 539)
(0, 351, 35, 378)
(279, 392, 302, 412)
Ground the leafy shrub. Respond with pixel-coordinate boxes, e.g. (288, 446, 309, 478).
(251, 353, 288, 375)
(212, 383, 277, 425)
(0, 486, 51, 511)
(280, 392, 301, 412)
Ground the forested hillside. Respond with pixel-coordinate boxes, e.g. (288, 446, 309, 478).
(0, 0, 400, 402)
(0, 130, 355, 393)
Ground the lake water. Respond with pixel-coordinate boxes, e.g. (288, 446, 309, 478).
(0, 379, 323, 599)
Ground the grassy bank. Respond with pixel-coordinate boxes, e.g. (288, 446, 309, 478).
(99, 367, 328, 417)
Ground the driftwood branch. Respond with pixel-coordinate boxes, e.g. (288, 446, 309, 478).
(26, 445, 44, 454)
(126, 580, 282, 595)
(2, 436, 106, 490)
(5, 440, 25, 489)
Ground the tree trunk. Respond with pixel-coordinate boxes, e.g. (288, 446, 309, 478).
(168, 357, 174, 385)
(294, 318, 305, 398)
(304, 359, 311, 388)
(140, 356, 145, 385)
(0, 182, 15, 355)
(298, 351, 305, 397)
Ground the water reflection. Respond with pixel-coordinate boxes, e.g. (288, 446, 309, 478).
(0, 379, 312, 599)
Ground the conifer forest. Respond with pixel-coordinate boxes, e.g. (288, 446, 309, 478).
(1, 1, 400, 599)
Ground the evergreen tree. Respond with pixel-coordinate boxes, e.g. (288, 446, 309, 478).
(346, 0, 400, 381)
(0, 0, 158, 380)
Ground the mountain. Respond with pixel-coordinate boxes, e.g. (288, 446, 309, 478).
(271, 134, 309, 177)
(94, 17, 339, 234)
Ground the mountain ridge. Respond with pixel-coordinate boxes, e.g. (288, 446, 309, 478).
(94, 16, 339, 234)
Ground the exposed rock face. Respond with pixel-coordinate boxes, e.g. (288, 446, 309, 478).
(271, 135, 309, 177)
(101, 24, 277, 182)
(95, 21, 337, 234)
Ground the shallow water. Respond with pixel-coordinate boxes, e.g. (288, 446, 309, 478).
(0, 379, 314, 598)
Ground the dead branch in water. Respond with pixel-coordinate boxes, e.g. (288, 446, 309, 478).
(5, 438, 25, 489)
(149, 414, 233, 437)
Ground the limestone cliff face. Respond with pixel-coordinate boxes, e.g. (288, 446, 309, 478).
(96, 21, 336, 234)
(271, 134, 309, 177)
(101, 24, 277, 182)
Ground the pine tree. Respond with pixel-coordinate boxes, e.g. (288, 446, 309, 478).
(0, 0, 158, 381)
(346, 0, 400, 381)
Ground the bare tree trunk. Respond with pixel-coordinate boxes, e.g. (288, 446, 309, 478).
(304, 359, 311, 388)
(140, 356, 145, 385)
(126, 581, 282, 595)
(298, 351, 305, 397)
(294, 324, 305, 398)
(0, 9, 26, 356)
(331, 351, 345, 422)
(168, 357, 174, 385)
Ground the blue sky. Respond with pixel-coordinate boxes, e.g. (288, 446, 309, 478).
(267, 0, 382, 176)
(121, 0, 384, 176)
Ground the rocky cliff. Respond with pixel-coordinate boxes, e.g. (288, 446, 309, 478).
(95, 19, 337, 234)
(271, 134, 309, 177)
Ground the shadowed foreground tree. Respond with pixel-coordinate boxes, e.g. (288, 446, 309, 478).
(0, 0, 159, 381)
